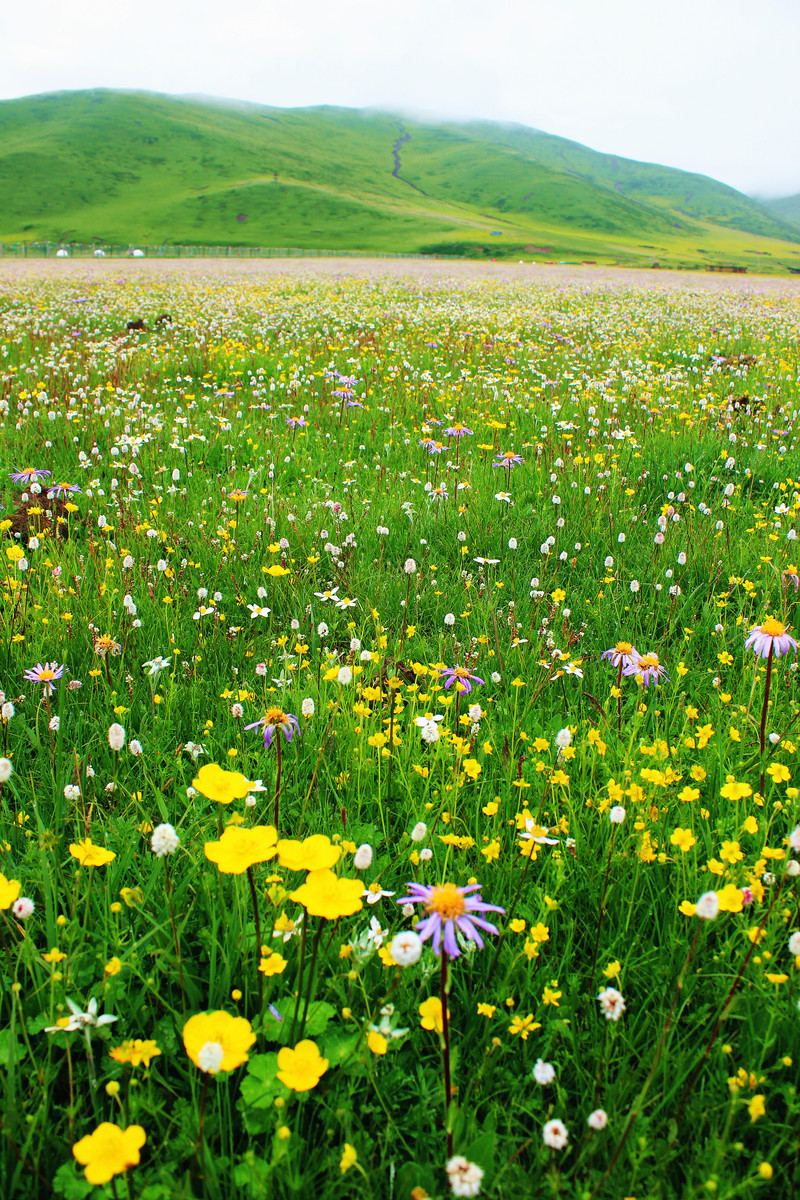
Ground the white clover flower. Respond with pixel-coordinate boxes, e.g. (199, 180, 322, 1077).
(13, 897, 34, 920)
(410, 822, 427, 842)
(419, 847, 433, 861)
(696, 891, 720, 920)
(390, 930, 423, 966)
(151, 823, 180, 857)
(129, 739, 143, 756)
(108, 723, 126, 751)
(444, 613, 456, 626)
(354, 844, 373, 870)
(609, 806, 626, 825)
(554, 728, 572, 749)
(533, 1059, 555, 1085)
(491, 671, 501, 684)
(336, 666, 352, 686)
(597, 987, 626, 1021)
(587, 1109, 608, 1131)
(788, 932, 800, 956)
(404, 558, 416, 575)
(542, 1119, 568, 1149)
(301, 698, 315, 717)
(63, 784, 81, 801)
(446, 1156, 484, 1197)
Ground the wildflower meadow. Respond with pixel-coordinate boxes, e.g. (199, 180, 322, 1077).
(1, 266, 799, 1199)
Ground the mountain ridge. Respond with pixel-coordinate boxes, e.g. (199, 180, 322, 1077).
(1, 88, 799, 270)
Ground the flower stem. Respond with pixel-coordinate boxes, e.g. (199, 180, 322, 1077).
(290, 918, 309, 1043)
(299, 917, 325, 1039)
(273, 736, 283, 831)
(759, 645, 773, 796)
(584, 825, 617, 1015)
(164, 858, 186, 1013)
(246, 866, 264, 1012)
(440, 953, 453, 1159)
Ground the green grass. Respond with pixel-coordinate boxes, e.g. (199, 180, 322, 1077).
(0, 269, 799, 1198)
(1, 89, 800, 270)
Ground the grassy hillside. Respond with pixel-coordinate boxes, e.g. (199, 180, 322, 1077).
(761, 192, 800, 232)
(1, 88, 799, 270)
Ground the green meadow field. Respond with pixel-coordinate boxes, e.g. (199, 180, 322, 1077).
(0, 259, 799, 1199)
(2, 90, 800, 272)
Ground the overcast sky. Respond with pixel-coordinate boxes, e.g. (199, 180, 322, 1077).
(3, 0, 798, 197)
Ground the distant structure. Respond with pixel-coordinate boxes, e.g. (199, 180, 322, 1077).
(706, 264, 747, 274)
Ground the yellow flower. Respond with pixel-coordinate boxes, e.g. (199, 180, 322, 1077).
(193, 763, 253, 805)
(109, 1040, 161, 1069)
(477, 1003, 496, 1018)
(257, 951, 287, 977)
(678, 786, 700, 804)
(289, 869, 364, 919)
(542, 985, 561, 1006)
(462, 758, 482, 781)
(69, 839, 116, 868)
(529, 923, 550, 944)
(766, 762, 791, 784)
(0, 874, 22, 909)
(720, 776, 752, 802)
(748, 1094, 766, 1123)
(419, 996, 447, 1034)
(602, 961, 622, 979)
(670, 828, 696, 854)
(508, 1013, 540, 1039)
(340, 1143, 358, 1175)
(367, 1031, 388, 1055)
(276, 834, 341, 872)
(72, 1123, 147, 1186)
(183, 1011, 255, 1073)
(758, 1163, 773, 1180)
(42, 947, 67, 964)
(480, 840, 501, 863)
(204, 825, 278, 874)
(720, 840, 743, 865)
(104, 957, 123, 977)
(716, 883, 744, 913)
(276, 1040, 329, 1091)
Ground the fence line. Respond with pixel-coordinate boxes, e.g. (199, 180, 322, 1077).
(0, 242, 428, 260)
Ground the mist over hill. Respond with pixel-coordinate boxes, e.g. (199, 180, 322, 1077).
(1, 89, 799, 270)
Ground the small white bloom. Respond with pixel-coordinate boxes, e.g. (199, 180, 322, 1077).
(587, 1108, 608, 1131)
(597, 986, 626, 1021)
(13, 897, 34, 920)
(404, 558, 416, 575)
(354, 844, 373, 870)
(129, 739, 143, 756)
(533, 1058, 556, 1085)
(696, 891, 720, 920)
(390, 930, 423, 967)
(554, 728, 572, 749)
(63, 784, 81, 801)
(788, 932, 800, 956)
(609, 805, 626, 824)
(336, 666, 352, 686)
(301, 698, 315, 717)
(108, 723, 125, 751)
(542, 1119, 568, 1150)
(419, 847, 433, 861)
(444, 612, 456, 626)
(151, 823, 180, 857)
(491, 671, 501, 684)
(48, 715, 60, 732)
(197, 1041, 225, 1074)
(446, 1156, 484, 1197)
(410, 822, 427, 842)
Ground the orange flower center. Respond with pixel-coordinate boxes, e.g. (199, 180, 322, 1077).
(425, 883, 467, 921)
(450, 667, 470, 679)
(615, 641, 633, 654)
(761, 617, 786, 637)
(265, 707, 287, 725)
(638, 654, 660, 668)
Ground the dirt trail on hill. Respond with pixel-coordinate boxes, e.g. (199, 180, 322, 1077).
(0, 257, 798, 294)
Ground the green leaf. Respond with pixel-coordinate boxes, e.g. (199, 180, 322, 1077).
(0, 1028, 24, 1068)
(51, 1162, 95, 1200)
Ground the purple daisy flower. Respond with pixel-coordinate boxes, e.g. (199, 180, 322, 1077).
(244, 706, 300, 748)
(744, 617, 798, 659)
(444, 423, 474, 439)
(396, 881, 504, 959)
(46, 482, 81, 500)
(9, 467, 52, 486)
(438, 665, 485, 695)
(622, 652, 668, 687)
(601, 642, 640, 670)
(23, 661, 66, 696)
(493, 452, 524, 469)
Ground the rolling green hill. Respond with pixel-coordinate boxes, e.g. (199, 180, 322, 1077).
(1, 88, 799, 270)
(760, 192, 800, 232)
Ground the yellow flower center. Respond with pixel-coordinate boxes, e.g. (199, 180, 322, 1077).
(39, 669, 56, 680)
(638, 654, 660, 668)
(615, 641, 633, 654)
(265, 707, 287, 725)
(761, 617, 786, 637)
(425, 883, 467, 921)
(450, 667, 470, 679)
